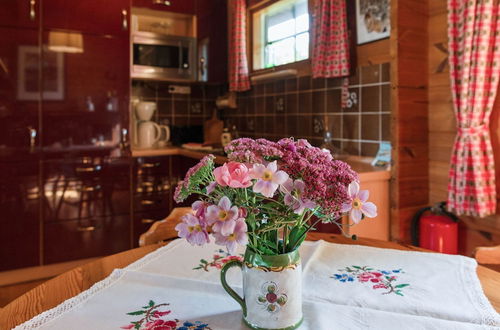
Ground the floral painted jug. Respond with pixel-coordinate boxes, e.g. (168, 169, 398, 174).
(221, 249, 303, 330)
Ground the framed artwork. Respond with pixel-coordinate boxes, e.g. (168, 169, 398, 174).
(17, 45, 64, 100)
(355, 0, 390, 45)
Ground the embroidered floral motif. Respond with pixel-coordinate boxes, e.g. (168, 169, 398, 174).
(193, 249, 243, 272)
(121, 300, 211, 330)
(257, 281, 288, 313)
(331, 266, 410, 296)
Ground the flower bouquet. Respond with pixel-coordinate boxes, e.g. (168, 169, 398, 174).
(173, 138, 376, 330)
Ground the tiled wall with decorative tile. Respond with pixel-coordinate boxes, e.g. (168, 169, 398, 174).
(221, 62, 391, 157)
(132, 80, 223, 128)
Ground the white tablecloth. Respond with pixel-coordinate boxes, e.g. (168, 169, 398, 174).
(14, 240, 500, 330)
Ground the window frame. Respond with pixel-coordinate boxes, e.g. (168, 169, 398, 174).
(248, 0, 313, 75)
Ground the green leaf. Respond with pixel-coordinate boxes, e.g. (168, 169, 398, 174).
(127, 310, 146, 316)
(395, 290, 404, 296)
(352, 266, 361, 269)
(200, 259, 208, 264)
(149, 300, 155, 307)
(193, 266, 202, 270)
(395, 284, 410, 289)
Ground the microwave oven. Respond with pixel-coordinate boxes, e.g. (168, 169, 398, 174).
(131, 31, 197, 81)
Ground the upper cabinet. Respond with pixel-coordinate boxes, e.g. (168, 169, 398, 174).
(0, 0, 40, 29)
(132, 0, 196, 14)
(42, 0, 131, 37)
(0, 26, 40, 157)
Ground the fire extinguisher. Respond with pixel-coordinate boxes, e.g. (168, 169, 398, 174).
(411, 202, 459, 254)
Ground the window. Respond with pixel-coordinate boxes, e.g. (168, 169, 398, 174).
(252, 0, 309, 70)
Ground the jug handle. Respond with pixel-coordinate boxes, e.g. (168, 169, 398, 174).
(159, 125, 170, 142)
(220, 260, 246, 317)
(152, 122, 162, 143)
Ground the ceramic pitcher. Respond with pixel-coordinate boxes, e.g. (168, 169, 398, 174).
(221, 249, 303, 330)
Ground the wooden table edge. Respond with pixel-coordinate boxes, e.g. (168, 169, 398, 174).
(1, 234, 498, 329)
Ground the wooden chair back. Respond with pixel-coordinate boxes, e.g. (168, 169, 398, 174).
(138, 207, 192, 246)
(475, 245, 500, 265)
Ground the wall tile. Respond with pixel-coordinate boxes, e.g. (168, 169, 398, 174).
(286, 93, 298, 113)
(361, 142, 380, 157)
(298, 92, 312, 112)
(342, 115, 359, 140)
(255, 96, 266, 114)
(312, 77, 326, 89)
(275, 115, 286, 135)
(275, 80, 285, 94)
(381, 113, 391, 141)
(361, 64, 381, 84)
(298, 76, 311, 90)
(312, 91, 325, 113)
(361, 86, 380, 112)
(326, 114, 342, 139)
(265, 82, 275, 94)
(265, 96, 275, 113)
(381, 63, 390, 82)
(381, 84, 391, 112)
(326, 89, 342, 113)
(342, 87, 359, 112)
(285, 78, 297, 92)
(361, 114, 380, 140)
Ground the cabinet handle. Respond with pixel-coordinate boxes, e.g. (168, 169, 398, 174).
(141, 219, 155, 224)
(27, 126, 37, 150)
(76, 166, 101, 173)
(141, 199, 155, 205)
(152, 0, 171, 5)
(29, 0, 36, 20)
(122, 9, 128, 30)
(77, 225, 96, 232)
(140, 162, 160, 168)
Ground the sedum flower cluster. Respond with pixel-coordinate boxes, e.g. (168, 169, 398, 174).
(174, 138, 377, 255)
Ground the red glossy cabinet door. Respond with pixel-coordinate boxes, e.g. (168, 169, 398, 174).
(0, 161, 40, 271)
(132, 0, 195, 14)
(0, 27, 40, 155)
(41, 31, 129, 149)
(43, 0, 130, 36)
(0, 0, 40, 29)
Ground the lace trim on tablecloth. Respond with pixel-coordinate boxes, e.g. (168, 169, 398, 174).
(13, 269, 126, 330)
(459, 256, 500, 327)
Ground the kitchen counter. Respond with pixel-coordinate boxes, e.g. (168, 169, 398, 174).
(131, 147, 390, 181)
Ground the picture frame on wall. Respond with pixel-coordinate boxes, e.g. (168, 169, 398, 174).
(17, 45, 64, 101)
(355, 0, 390, 45)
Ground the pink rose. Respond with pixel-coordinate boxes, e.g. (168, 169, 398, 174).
(213, 162, 252, 188)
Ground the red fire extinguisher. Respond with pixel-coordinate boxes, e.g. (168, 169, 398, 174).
(411, 202, 459, 254)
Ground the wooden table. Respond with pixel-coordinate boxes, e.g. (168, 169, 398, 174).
(1, 233, 499, 329)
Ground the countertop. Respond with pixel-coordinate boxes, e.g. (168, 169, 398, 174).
(132, 147, 390, 182)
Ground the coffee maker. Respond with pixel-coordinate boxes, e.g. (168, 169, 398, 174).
(134, 101, 170, 149)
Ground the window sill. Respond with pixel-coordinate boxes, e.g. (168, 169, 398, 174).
(250, 59, 311, 80)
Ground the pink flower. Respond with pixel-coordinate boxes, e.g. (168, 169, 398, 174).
(206, 196, 239, 235)
(213, 162, 252, 188)
(152, 310, 171, 318)
(120, 325, 134, 329)
(373, 283, 388, 289)
(144, 319, 177, 330)
(214, 218, 248, 254)
(175, 214, 209, 246)
(358, 271, 383, 283)
(250, 161, 289, 197)
(341, 182, 377, 224)
(297, 139, 312, 148)
(206, 181, 217, 194)
(192, 201, 208, 220)
(280, 178, 316, 214)
(239, 207, 248, 218)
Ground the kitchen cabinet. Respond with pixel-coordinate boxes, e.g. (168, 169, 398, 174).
(40, 31, 130, 149)
(132, 0, 196, 14)
(0, 161, 40, 271)
(0, 0, 40, 29)
(42, 0, 130, 36)
(196, 0, 228, 83)
(0, 25, 41, 271)
(132, 156, 174, 246)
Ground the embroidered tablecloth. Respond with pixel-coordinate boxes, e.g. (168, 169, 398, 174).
(14, 240, 500, 330)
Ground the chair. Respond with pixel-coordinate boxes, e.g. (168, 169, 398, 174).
(138, 207, 192, 246)
(475, 245, 500, 272)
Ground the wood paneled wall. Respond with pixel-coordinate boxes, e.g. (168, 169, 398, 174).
(390, 0, 429, 242)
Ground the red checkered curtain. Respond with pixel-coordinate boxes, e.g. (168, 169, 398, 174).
(447, 0, 500, 217)
(228, 0, 251, 92)
(311, 0, 350, 78)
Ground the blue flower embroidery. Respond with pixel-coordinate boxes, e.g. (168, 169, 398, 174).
(178, 321, 210, 330)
